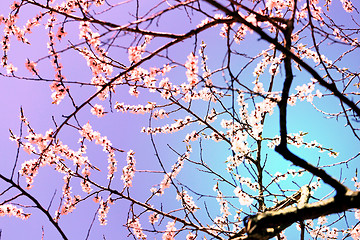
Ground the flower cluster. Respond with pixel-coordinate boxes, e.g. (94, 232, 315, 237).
(19, 129, 55, 188)
(236, 176, 259, 191)
(295, 44, 332, 67)
(121, 150, 136, 187)
(351, 176, 360, 189)
(53, 0, 79, 14)
(225, 154, 244, 172)
(25, 59, 38, 75)
(128, 36, 152, 63)
(267, 132, 338, 157)
(233, 23, 247, 43)
(124, 64, 172, 96)
(128, 218, 147, 239)
(56, 26, 67, 40)
(248, 96, 278, 137)
(0, 204, 30, 220)
(149, 212, 159, 224)
(152, 109, 168, 119)
(91, 75, 111, 100)
(91, 104, 106, 117)
(302, 217, 338, 239)
(213, 216, 228, 231)
(152, 151, 189, 195)
(340, 0, 353, 12)
(176, 190, 198, 213)
(128, 46, 144, 64)
(273, 171, 288, 183)
(265, 0, 286, 10)
(80, 178, 92, 194)
(141, 116, 192, 135)
(196, 17, 211, 28)
(253, 50, 281, 77)
(199, 41, 212, 86)
(114, 102, 156, 114)
(79, 122, 117, 179)
(296, 4, 308, 20)
(231, 131, 250, 155)
(162, 221, 176, 240)
(58, 175, 81, 216)
(19, 159, 40, 188)
(184, 130, 200, 144)
(233, 186, 253, 207)
(197, 14, 224, 30)
(213, 183, 231, 219)
(288, 79, 322, 104)
(98, 196, 113, 225)
(185, 52, 199, 87)
(79, 46, 113, 76)
(23, 13, 42, 34)
(351, 224, 360, 240)
(44, 13, 70, 105)
(50, 81, 68, 105)
(93, 0, 105, 7)
(181, 87, 222, 103)
(1, 12, 29, 57)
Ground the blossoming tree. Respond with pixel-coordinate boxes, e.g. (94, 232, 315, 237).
(0, 0, 359, 239)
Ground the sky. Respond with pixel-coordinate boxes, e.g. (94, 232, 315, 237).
(0, 0, 359, 239)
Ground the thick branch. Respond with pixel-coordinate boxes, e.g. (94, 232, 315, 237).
(274, 6, 347, 194)
(275, 144, 347, 194)
(243, 189, 360, 240)
(0, 174, 68, 240)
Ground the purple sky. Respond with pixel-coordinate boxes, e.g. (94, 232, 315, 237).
(0, 0, 359, 239)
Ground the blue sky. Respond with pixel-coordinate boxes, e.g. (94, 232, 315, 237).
(0, 0, 359, 239)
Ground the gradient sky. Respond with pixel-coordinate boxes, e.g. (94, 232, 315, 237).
(0, 0, 359, 239)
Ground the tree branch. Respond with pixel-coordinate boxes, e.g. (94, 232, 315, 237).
(0, 174, 68, 240)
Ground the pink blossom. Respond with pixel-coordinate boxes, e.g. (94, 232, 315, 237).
(91, 104, 106, 117)
(121, 150, 136, 187)
(162, 221, 176, 240)
(340, 0, 353, 12)
(279, 231, 287, 240)
(79, 122, 117, 178)
(355, 209, 360, 221)
(155, 153, 188, 195)
(98, 199, 110, 225)
(128, 218, 147, 239)
(19, 159, 39, 189)
(233, 186, 253, 206)
(317, 216, 327, 225)
(50, 81, 68, 105)
(214, 184, 231, 219)
(94, 0, 105, 6)
(327, 228, 338, 239)
(149, 213, 159, 224)
(55, 26, 66, 40)
(25, 59, 37, 75)
(176, 190, 198, 213)
(6, 63, 17, 74)
(23, 142, 35, 154)
(185, 52, 199, 87)
(351, 225, 360, 240)
(80, 179, 92, 194)
(231, 132, 249, 154)
(129, 86, 140, 97)
(9, 1, 21, 10)
(128, 46, 144, 63)
(186, 232, 196, 240)
(0, 204, 30, 220)
(197, 17, 211, 28)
